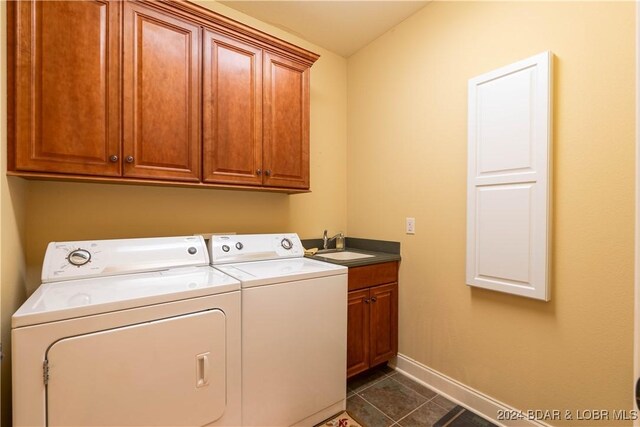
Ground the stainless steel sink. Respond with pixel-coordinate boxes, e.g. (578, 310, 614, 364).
(316, 251, 374, 261)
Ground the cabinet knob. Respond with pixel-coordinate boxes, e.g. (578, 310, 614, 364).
(371, 296, 377, 302)
(109, 155, 118, 163)
(265, 169, 271, 177)
(256, 169, 262, 176)
(125, 156, 134, 163)
(364, 298, 370, 304)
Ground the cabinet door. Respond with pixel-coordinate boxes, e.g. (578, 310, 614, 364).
(11, 0, 121, 176)
(203, 30, 262, 185)
(347, 289, 370, 378)
(369, 283, 398, 367)
(123, 2, 201, 181)
(263, 52, 310, 189)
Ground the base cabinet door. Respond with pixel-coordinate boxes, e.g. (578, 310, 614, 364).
(347, 262, 399, 378)
(122, 1, 201, 182)
(369, 283, 398, 367)
(11, 0, 121, 176)
(347, 289, 370, 378)
(263, 52, 310, 189)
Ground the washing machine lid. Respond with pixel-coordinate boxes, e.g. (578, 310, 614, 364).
(12, 266, 240, 328)
(214, 257, 346, 288)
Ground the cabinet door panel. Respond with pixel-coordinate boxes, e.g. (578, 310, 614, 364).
(263, 52, 310, 189)
(203, 30, 262, 185)
(369, 283, 398, 367)
(347, 289, 370, 378)
(123, 2, 200, 181)
(13, 0, 120, 176)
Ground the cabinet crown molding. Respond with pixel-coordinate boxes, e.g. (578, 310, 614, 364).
(143, 0, 320, 66)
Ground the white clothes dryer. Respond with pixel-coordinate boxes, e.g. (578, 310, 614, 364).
(209, 233, 348, 427)
(12, 235, 241, 427)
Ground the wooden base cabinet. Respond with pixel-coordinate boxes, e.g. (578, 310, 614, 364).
(347, 262, 399, 378)
(8, 0, 319, 193)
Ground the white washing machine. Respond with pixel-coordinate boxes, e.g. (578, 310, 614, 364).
(12, 236, 241, 427)
(209, 233, 348, 427)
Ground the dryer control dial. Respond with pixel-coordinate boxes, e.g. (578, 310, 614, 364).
(67, 249, 91, 267)
(281, 238, 293, 250)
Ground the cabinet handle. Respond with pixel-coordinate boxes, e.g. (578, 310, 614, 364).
(125, 156, 134, 163)
(256, 169, 262, 176)
(371, 296, 377, 302)
(364, 298, 370, 304)
(109, 155, 118, 163)
(265, 169, 271, 177)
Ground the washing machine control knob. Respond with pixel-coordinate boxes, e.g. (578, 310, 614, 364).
(68, 249, 91, 267)
(235, 242, 243, 250)
(281, 238, 293, 250)
(222, 245, 230, 253)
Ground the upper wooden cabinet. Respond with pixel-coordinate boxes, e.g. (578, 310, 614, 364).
(8, 0, 319, 193)
(263, 52, 310, 189)
(123, 2, 201, 182)
(202, 29, 262, 186)
(10, 0, 121, 177)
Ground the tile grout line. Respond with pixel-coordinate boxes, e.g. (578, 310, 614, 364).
(394, 400, 431, 427)
(387, 372, 441, 403)
(350, 372, 391, 395)
(354, 371, 433, 426)
(349, 368, 484, 427)
(356, 392, 398, 426)
(429, 397, 456, 412)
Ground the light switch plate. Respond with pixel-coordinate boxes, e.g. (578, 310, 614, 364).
(406, 217, 415, 234)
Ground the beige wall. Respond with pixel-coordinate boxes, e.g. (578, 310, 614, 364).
(2, 0, 347, 422)
(0, 1, 28, 426)
(347, 1, 635, 423)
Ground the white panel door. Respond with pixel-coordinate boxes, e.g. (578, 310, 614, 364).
(46, 310, 226, 426)
(467, 51, 552, 300)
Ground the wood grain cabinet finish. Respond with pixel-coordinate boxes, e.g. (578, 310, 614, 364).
(347, 288, 370, 378)
(346, 262, 399, 378)
(8, 0, 319, 193)
(202, 29, 262, 185)
(123, 2, 201, 182)
(369, 283, 398, 367)
(10, 0, 121, 176)
(263, 52, 310, 189)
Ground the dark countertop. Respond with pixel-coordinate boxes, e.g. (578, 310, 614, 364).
(301, 237, 401, 268)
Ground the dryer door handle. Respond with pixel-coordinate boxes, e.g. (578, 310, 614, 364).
(196, 352, 210, 388)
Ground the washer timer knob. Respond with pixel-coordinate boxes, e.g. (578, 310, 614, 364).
(67, 249, 91, 267)
(236, 242, 244, 250)
(222, 245, 230, 253)
(281, 238, 293, 250)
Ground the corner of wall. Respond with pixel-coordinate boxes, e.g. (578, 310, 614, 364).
(1, 1, 29, 424)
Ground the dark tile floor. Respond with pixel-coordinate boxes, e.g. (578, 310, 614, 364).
(346, 365, 497, 427)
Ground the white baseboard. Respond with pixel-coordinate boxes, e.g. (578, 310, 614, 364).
(392, 353, 552, 427)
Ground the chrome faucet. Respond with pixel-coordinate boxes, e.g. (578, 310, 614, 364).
(323, 230, 344, 250)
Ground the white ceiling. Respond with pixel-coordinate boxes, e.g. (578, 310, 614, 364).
(219, 1, 430, 57)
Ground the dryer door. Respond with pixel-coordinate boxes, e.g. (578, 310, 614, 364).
(46, 309, 226, 426)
